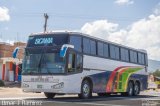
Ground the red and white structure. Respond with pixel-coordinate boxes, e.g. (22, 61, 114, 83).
(0, 57, 22, 81)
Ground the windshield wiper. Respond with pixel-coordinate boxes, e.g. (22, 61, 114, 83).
(37, 46, 53, 74)
(37, 47, 45, 73)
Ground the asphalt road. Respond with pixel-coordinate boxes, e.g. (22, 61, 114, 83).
(0, 94, 160, 106)
(0, 87, 160, 106)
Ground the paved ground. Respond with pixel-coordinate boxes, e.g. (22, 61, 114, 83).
(0, 87, 160, 106)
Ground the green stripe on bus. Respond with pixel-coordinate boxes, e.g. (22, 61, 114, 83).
(116, 67, 143, 92)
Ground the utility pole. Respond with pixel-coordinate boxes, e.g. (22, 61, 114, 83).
(44, 13, 49, 33)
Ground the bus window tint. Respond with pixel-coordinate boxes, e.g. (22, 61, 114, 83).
(138, 53, 145, 65)
(83, 38, 90, 54)
(70, 36, 82, 52)
(98, 42, 104, 56)
(104, 43, 109, 58)
(120, 48, 129, 62)
(90, 40, 96, 55)
(68, 53, 76, 72)
(41, 53, 65, 74)
(130, 50, 138, 63)
(145, 54, 148, 65)
(110, 45, 120, 60)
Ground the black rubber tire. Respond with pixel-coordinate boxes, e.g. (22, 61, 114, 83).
(127, 81, 134, 96)
(44, 92, 56, 99)
(122, 81, 134, 96)
(133, 82, 140, 96)
(98, 93, 110, 97)
(78, 80, 92, 99)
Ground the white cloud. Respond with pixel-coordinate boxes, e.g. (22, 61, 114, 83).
(81, 20, 118, 40)
(0, 38, 14, 45)
(125, 15, 160, 60)
(0, 7, 10, 21)
(115, 0, 134, 5)
(108, 29, 128, 44)
(81, 15, 160, 61)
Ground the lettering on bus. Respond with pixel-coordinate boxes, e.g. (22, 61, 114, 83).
(34, 38, 53, 45)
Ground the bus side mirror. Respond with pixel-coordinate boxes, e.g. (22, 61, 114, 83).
(12, 47, 19, 58)
(12, 46, 25, 58)
(60, 44, 74, 58)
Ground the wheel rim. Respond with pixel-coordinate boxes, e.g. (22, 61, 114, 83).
(134, 85, 139, 95)
(83, 83, 90, 97)
(129, 83, 133, 96)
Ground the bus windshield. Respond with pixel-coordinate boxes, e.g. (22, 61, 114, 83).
(22, 49, 66, 74)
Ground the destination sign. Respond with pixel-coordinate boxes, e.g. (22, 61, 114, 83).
(27, 34, 68, 47)
(34, 38, 53, 45)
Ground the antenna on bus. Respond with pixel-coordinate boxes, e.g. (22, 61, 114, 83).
(44, 13, 49, 33)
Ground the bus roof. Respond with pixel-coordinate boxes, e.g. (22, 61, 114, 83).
(30, 31, 147, 54)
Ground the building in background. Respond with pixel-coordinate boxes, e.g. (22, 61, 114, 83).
(154, 76, 160, 89)
(0, 42, 26, 82)
(0, 42, 25, 58)
(148, 74, 160, 89)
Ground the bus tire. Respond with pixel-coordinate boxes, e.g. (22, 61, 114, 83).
(44, 92, 56, 99)
(122, 81, 134, 96)
(127, 81, 134, 96)
(134, 82, 140, 96)
(78, 80, 92, 99)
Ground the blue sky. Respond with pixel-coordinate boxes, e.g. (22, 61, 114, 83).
(0, 0, 159, 41)
(1, 0, 160, 60)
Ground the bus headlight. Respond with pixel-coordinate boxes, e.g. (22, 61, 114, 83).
(51, 82, 64, 89)
(22, 83, 29, 88)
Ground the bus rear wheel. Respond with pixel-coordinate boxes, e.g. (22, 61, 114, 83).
(78, 80, 92, 99)
(133, 82, 140, 96)
(44, 92, 56, 99)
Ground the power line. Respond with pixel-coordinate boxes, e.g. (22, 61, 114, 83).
(10, 12, 143, 22)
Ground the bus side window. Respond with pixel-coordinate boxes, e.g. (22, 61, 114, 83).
(76, 54, 82, 71)
(68, 53, 76, 72)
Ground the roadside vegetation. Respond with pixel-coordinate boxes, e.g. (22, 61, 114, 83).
(152, 69, 160, 77)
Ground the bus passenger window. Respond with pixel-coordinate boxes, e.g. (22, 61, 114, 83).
(68, 53, 76, 72)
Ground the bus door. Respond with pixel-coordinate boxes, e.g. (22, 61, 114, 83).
(67, 51, 83, 73)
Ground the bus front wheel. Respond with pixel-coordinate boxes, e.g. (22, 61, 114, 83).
(44, 92, 56, 99)
(78, 80, 92, 99)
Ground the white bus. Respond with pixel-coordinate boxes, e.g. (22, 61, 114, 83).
(22, 32, 148, 99)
